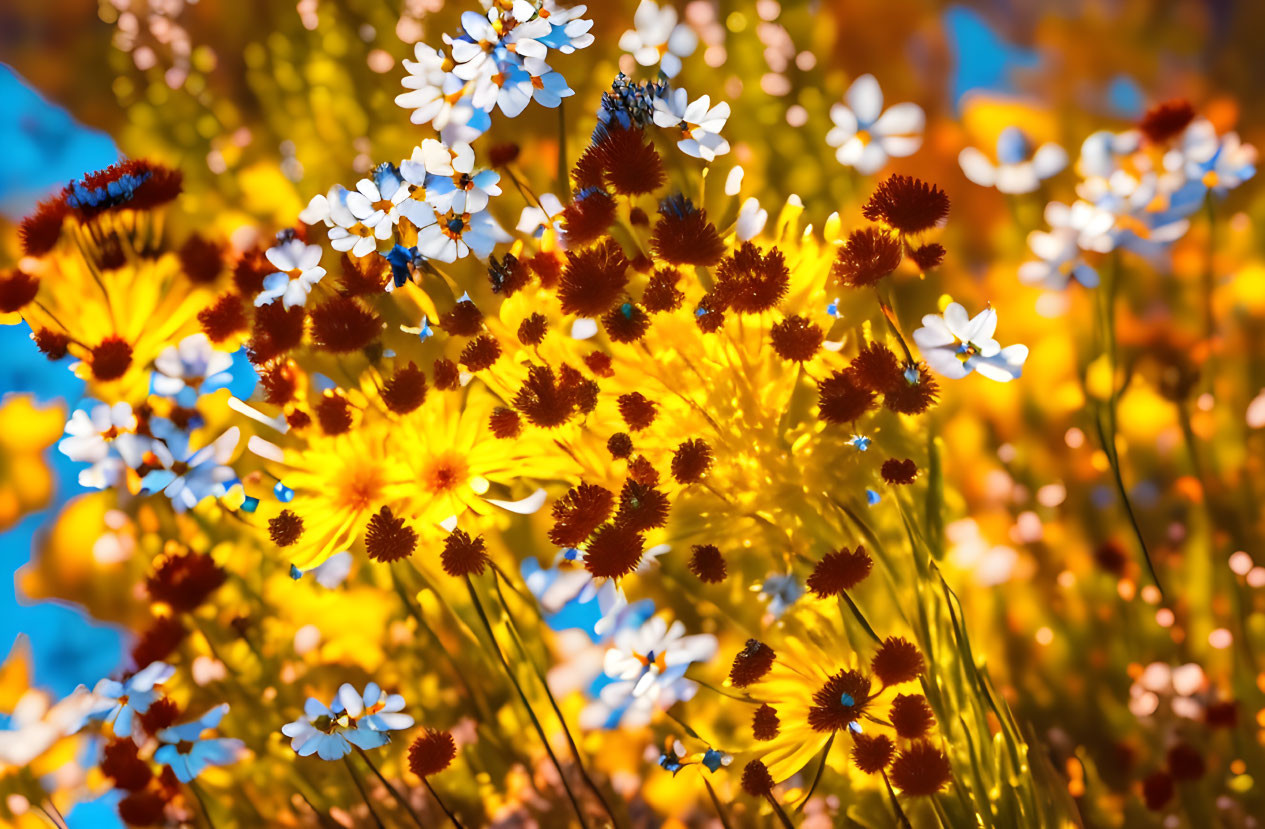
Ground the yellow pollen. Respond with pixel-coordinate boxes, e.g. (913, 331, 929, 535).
(422, 451, 469, 493)
(856, 129, 872, 145)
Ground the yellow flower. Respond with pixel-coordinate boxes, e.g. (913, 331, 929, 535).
(0, 395, 62, 531)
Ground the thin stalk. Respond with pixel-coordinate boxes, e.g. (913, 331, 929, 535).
(188, 781, 218, 829)
(881, 771, 914, 829)
(765, 792, 797, 828)
(702, 777, 734, 829)
(343, 756, 387, 829)
(556, 99, 568, 189)
(464, 576, 590, 829)
(420, 776, 466, 829)
(491, 571, 622, 828)
(794, 731, 835, 812)
(354, 747, 428, 829)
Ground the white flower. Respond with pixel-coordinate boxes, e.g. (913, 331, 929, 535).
(581, 613, 716, 729)
(402, 140, 502, 215)
(281, 683, 412, 761)
(451, 7, 551, 82)
(517, 192, 565, 238)
(0, 685, 103, 766)
(396, 43, 478, 133)
(154, 704, 245, 782)
(826, 74, 924, 175)
(538, 1, 595, 54)
(256, 238, 326, 309)
(152, 333, 235, 400)
(652, 87, 730, 161)
(735, 197, 768, 241)
(618, 0, 698, 78)
(142, 426, 240, 512)
(959, 126, 1067, 194)
(1170, 118, 1257, 196)
(344, 163, 413, 245)
(59, 402, 151, 490)
(488, 59, 575, 118)
(913, 301, 1028, 382)
(87, 662, 175, 740)
(417, 209, 508, 262)
(1017, 201, 1104, 290)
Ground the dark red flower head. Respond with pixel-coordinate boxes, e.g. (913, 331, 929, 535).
(671, 438, 713, 484)
(102, 739, 154, 791)
(851, 733, 896, 774)
(607, 432, 634, 459)
(712, 242, 789, 314)
(432, 358, 461, 391)
(833, 227, 903, 287)
(381, 363, 428, 414)
(613, 480, 670, 532)
(19, 195, 68, 257)
(583, 522, 646, 580)
(593, 126, 666, 196)
(441, 300, 484, 336)
(460, 335, 502, 372)
(365, 506, 417, 563)
(651, 195, 725, 267)
(883, 362, 939, 415)
(310, 296, 380, 353)
(871, 636, 925, 685)
(198, 293, 248, 343)
(863, 175, 950, 235)
(146, 550, 226, 613)
(315, 394, 354, 435)
(489, 407, 522, 439)
(550, 483, 615, 547)
(514, 364, 589, 428)
(881, 458, 918, 485)
(817, 370, 876, 424)
(91, 336, 134, 381)
(441, 529, 489, 577)
(130, 617, 186, 669)
(908, 242, 946, 272)
(561, 189, 616, 247)
(890, 693, 936, 739)
(1139, 99, 1196, 144)
(249, 303, 305, 364)
(117, 790, 167, 826)
(741, 759, 776, 797)
(178, 234, 224, 284)
(518, 312, 549, 346)
(489, 253, 531, 296)
(0, 269, 40, 314)
(408, 729, 457, 778)
(688, 544, 727, 583)
(558, 238, 630, 317)
(602, 302, 652, 343)
(268, 510, 304, 547)
(808, 546, 873, 597)
(729, 639, 776, 688)
(618, 392, 657, 431)
(752, 704, 780, 740)
(770, 315, 824, 362)
(33, 328, 71, 360)
(642, 268, 685, 313)
(1142, 770, 1174, 810)
(889, 742, 953, 796)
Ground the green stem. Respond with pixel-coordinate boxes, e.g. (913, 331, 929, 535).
(703, 777, 734, 829)
(420, 776, 466, 829)
(343, 756, 386, 829)
(795, 731, 835, 812)
(354, 747, 428, 829)
(881, 772, 914, 829)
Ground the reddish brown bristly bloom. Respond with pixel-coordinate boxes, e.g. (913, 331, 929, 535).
(642, 268, 684, 312)
(615, 480, 670, 532)
(310, 296, 380, 353)
(881, 458, 918, 485)
(890, 694, 936, 740)
(487, 142, 520, 168)
(234, 247, 272, 295)
(671, 438, 713, 484)
(249, 303, 305, 363)
(583, 522, 646, 580)
(741, 759, 776, 797)
(626, 455, 659, 486)
(618, 392, 657, 431)
(0, 269, 40, 313)
(883, 363, 939, 415)
(863, 175, 950, 235)
(1139, 99, 1196, 144)
(268, 510, 304, 547)
(849, 342, 903, 392)
(595, 126, 666, 196)
(807, 546, 873, 597)
(513, 364, 587, 427)
(441, 299, 484, 336)
(117, 791, 167, 826)
(908, 242, 946, 272)
(809, 670, 872, 732)
(833, 227, 903, 287)
(90, 336, 133, 381)
(602, 303, 651, 343)
(146, 551, 226, 612)
(583, 351, 613, 377)
(817, 370, 876, 424)
(315, 394, 354, 435)
(381, 363, 428, 414)
(889, 742, 953, 796)
(770, 315, 824, 362)
(1142, 770, 1175, 810)
(19, 195, 68, 256)
(852, 733, 896, 774)
(441, 529, 489, 577)
(651, 195, 725, 267)
(130, 617, 186, 669)
(729, 639, 776, 688)
(558, 238, 629, 317)
(752, 704, 780, 740)
(365, 506, 417, 563)
(711, 243, 790, 314)
(178, 234, 224, 284)
(1166, 744, 1205, 780)
(489, 407, 522, 439)
(871, 636, 925, 685)
(198, 293, 248, 343)
(460, 334, 502, 371)
(137, 696, 180, 736)
(550, 483, 615, 546)
(561, 190, 616, 246)
(102, 739, 154, 791)
(33, 329, 71, 360)
(489, 253, 531, 296)
(340, 254, 387, 296)
(408, 729, 457, 778)
(259, 362, 298, 404)
(688, 544, 726, 583)
(517, 312, 549, 345)
(432, 358, 461, 391)
(607, 432, 633, 459)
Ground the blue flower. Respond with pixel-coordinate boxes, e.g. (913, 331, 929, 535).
(281, 683, 413, 761)
(850, 435, 871, 451)
(759, 574, 803, 618)
(88, 661, 174, 739)
(154, 704, 245, 782)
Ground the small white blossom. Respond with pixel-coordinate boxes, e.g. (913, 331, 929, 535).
(959, 126, 1067, 194)
(282, 683, 412, 761)
(152, 333, 234, 400)
(401, 140, 502, 215)
(154, 704, 245, 782)
(735, 197, 768, 241)
(417, 209, 508, 262)
(59, 402, 150, 490)
(826, 74, 924, 175)
(87, 662, 175, 740)
(1017, 201, 1106, 290)
(913, 301, 1028, 383)
(256, 238, 326, 309)
(618, 0, 698, 78)
(652, 87, 730, 161)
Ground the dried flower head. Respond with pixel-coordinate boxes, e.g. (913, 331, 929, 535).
(268, 510, 304, 547)
(137, 696, 180, 736)
(881, 458, 918, 485)
(614, 480, 670, 532)
(561, 189, 616, 247)
(408, 729, 457, 778)
(833, 227, 903, 287)
(315, 394, 354, 435)
(752, 704, 780, 741)
(1142, 770, 1174, 811)
(596, 126, 666, 196)
(146, 551, 226, 613)
(889, 742, 953, 796)
(583, 521, 646, 580)
(1166, 744, 1205, 781)
(489, 253, 531, 296)
(441, 529, 489, 577)
(558, 238, 630, 317)
(33, 328, 71, 360)
(688, 544, 727, 583)
(618, 392, 657, 431)
(583, 351, 613, 377)
(198, 293, 249, 343)
(808, 546, 873, 597)
(117, 791, 167, 826)
(871, 636, 925, 685)
(607, 432, 634, 459)
(651, 195, 725, 267)
(729, 639, 776, 688)
(770, 315, 824, 362)
(863, 175, 950, 235)
(102, 739, 154, 791)
(883, 363, 939, 415)
(642, 268, 685, 313)
(602, 302, 651, 343)
(489, 407, 522, 439)
(0, 269, 40, 314)
(365, 506, 417, 563)
(890, 694, 936, 740)
(91, 336, 134, 381)
(19, 196, 68, 257)
(671, 439, 713, 484)
(1140, 99, 1196, 144)
(432, 358, 461, 391)
(460, 334, 502, 371)
(518, 312, 549, 346)
(712, 242, 790, 314)
(550, 483, 615, 547)
(381, 363, 428, 414)
(178, 234, 224, 284)
(130, 616, 186, 669)
(817, 370, 876, 424)
(310, 296, 380, 353)
(908, 242, 946, 272)
(249, 303, 305, 364)
(441, 300, 484, 336)
(852, 733, 896, 774)
(741, 759, 776, 797)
